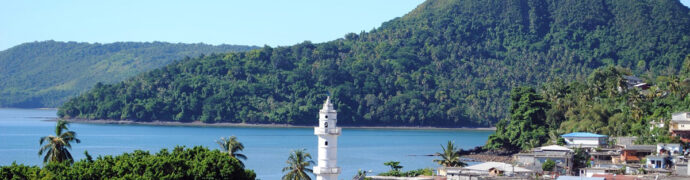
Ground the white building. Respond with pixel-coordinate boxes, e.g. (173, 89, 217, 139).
(313, 96, 341, 180)
(670, 112, 690, 142)
(657, 143, 682, 155)
(453, 162, 533, 177)
(514, 145, 574, 175)
(561, 132, 608, 148)
(671, 112, 690, 130)
(649, 119, 665, 130)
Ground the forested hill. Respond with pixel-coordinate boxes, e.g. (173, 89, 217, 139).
(0, 41, 257, 108)
(59, 0, 690, 127)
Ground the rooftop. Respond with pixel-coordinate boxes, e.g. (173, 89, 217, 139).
(592, 174, 642, 180)
(623, 75, 642, 82)
(623, 145, 656, 151)
(462, 162, 532, 173)
(557, 176, 604, 180)
(646, 155, 670, 159)
(535, 145, 573, 152)
(671, 112, 690, 122)
(657, 143, 681, 147)
(516, 151, 571, 157)
(562, 132, 607, 138)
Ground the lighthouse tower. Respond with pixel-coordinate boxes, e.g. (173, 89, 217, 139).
(313, 96, 341, 180)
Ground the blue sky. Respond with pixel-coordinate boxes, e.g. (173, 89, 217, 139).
(0, 0, 424, 51)
(1, 0, 689, 51)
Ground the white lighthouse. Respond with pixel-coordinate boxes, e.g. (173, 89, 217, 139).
(313, 96, 341, 180)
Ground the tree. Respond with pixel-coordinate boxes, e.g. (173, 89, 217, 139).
(216, 136, 247, 167)
(353, 169, 368, 180)
(572, 148, 589, 170)
(433, 141, 467, 167)
(486, 86, 549, 151)
(38, 120, 81, 163)
(384, 161, 403, 171)
(282, 149, 315, 180)
(3, 146, 256, 179)
(542, 159, 555, 172)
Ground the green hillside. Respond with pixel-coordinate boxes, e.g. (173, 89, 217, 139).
(486, 65, 690, 151)
(0, 41, 257, 107)
(59, 0, 690, 127)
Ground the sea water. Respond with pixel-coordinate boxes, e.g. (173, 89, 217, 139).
(0, 108, 493, 179)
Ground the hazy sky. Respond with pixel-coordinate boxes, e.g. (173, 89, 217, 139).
(1, 0, 689, 51)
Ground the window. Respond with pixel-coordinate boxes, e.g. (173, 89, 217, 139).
(325, 115, 328, 118)
(325, 141, 328, 146)
(324, 122, 328, 128)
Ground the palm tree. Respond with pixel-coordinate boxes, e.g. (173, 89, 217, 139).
(282, 149, 315, 180)
(433, 141, 467, 167)
(216, 136, 247, 167)
(38, 120, 81, 163)
(669, 75, 680, 95)
(384, 161, 403, 171)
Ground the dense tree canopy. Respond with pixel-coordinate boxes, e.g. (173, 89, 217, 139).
(0, 41, 257, 108)
(486, 86, 549, 151)
(0, 146, 256, 179)
(487, 64, 690, 151)
(59, 0, 690, 127)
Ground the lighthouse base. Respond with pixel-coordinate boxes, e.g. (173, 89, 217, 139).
(313, 166, 340, 180)
(315, 174, 338, 180)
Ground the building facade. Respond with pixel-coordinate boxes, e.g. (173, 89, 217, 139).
(561, 132, 608, 148)
(514, 145, 573, 175)
(670, 112, 690, 143)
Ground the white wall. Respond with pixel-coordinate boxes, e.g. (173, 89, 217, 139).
(657, 144, 682, 155)
(672, 122, 690, 130)
(565, 137, 604, 147)
(672, 112, 690, 121)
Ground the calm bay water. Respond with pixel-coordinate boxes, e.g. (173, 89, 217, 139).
(0, 108, 493, 179)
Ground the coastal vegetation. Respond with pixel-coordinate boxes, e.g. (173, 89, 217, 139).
(487, 64, 690, 151)
(217, 136, 247, 167)
(38, 120, 81, 163)
(58, 0, 690, 127)
(353, 169, 369, 180)
(378, 161, 433, 177)
(282, 149, 315, 180)
(1, 146, 256, 179)
(433, 141, 467, 167)
(0, 41, 257, 108)
(377, 168, 434, 177)
(485, 86, 549, 151)
(2, 120, 256, 179)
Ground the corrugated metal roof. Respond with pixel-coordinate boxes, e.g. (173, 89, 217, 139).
(462, 162, 532, 173)
(562, 132, 607, 138)
(538, 145, 574, 152)
(624, 145, 656, 151)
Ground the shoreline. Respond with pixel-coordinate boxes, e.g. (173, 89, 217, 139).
(55, 118, 496, 131)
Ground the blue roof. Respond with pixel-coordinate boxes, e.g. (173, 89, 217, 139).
(561, 132, 607, 138)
